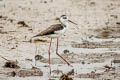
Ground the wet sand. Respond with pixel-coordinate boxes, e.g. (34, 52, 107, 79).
(0, 0, 120, 80)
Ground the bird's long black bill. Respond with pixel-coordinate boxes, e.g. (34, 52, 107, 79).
(68, 20, 77, 25)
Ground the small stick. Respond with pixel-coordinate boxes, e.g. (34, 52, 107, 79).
(0, 55, 10, 62)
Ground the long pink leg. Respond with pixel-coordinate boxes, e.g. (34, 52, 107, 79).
(56, 38, 71, 66)
(48, 38, 52, 75)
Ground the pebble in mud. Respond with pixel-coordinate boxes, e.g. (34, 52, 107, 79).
(44, 1, 47, 3)
(81, 61, 85, 64)
(34, 55, 48, 63)
(63, 49, 70, 54)
(35, 55, 43, 61)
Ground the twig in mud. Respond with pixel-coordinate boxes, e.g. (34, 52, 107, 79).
(59, 69, 74, 80)
(60, 74, 73, 80)
(0, 55, 20, 68)
(0, 55, 10, 62)
(17, 21, 29, 27)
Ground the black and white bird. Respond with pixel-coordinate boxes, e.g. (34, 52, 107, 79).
(32, 15, 77, 74)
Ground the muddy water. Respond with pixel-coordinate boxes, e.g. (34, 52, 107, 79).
(0, 0, 120, 80)
(2, 41, 118, 80)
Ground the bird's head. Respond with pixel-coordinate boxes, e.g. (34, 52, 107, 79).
(60, 15, 68, 23)
(60, 15, 77, 25)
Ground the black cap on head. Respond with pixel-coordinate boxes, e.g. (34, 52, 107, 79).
(61, 15, 67, 19)
(61, 15, 67, 17)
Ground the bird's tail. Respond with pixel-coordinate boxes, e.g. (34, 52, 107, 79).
(30, 34, 42, 43)
(32, 34, 41, 38)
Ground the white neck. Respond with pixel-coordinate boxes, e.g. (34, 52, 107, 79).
(60, 21, 69, 27)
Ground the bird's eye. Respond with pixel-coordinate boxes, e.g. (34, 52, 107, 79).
(63, 17, 67, 19)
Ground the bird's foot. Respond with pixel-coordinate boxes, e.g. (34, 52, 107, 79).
(67, 63, 73, 67)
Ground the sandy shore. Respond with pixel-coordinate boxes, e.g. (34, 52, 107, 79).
(0, 0, 120, 80)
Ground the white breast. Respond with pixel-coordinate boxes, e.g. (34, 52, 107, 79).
(54, 27, 66, 34)
(46, 27, 67, 38)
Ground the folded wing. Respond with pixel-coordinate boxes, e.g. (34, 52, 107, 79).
(33, 24, 63, 37)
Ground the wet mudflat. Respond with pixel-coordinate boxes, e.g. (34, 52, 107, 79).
(0, 0, 120, 80)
